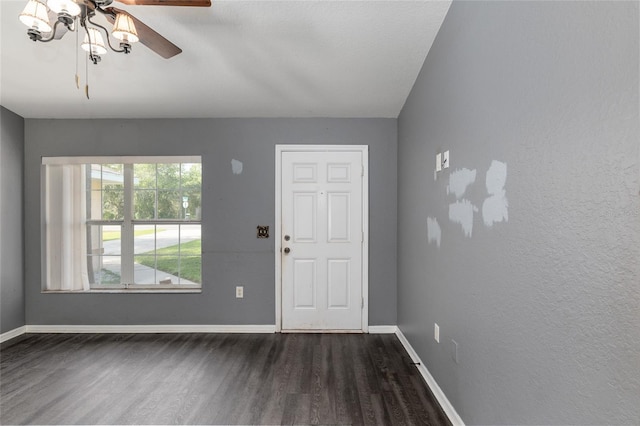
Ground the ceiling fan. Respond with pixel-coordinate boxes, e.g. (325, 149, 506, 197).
(19, 0, 211, 62)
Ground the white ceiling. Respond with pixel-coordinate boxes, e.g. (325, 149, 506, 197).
(0, 0, 450, 119)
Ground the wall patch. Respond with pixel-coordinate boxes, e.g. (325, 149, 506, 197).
(231, 159, 243, 175)
(482, 160, 508, 227)
(449, 199, 478, 238)
(447, 168, 477, 199)
(427, 217, 442, 248)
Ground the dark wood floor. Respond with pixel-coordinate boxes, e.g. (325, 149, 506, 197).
(1, 333, 450, 425)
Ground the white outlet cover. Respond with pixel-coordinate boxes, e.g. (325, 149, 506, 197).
(443, 150, 449, 169)
(436, 153, 442, 172)
(236, 286, 244, 298)
(434, 323, 440, 343)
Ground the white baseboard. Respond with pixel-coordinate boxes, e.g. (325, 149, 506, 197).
(396, 327, 465, 426)
(0, 325, 27, 343)
(25, 324, 277, 334)
(368, 325, 398, 334)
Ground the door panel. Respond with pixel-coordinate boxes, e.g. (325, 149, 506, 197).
(281, 150, 363, 331)
(328, 192, 350, 242)
(293, 192, 317, 242)
(293, 259, 316, 308)
(327, 259, 350, 309)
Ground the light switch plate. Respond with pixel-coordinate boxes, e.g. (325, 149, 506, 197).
(436, 153, 442, 172)
(434, 323, 440, 343)
(443, 150, 450, 169)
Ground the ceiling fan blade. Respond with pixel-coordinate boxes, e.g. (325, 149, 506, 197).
(116, 0, 211, 6)
(104, 7, 182, 59)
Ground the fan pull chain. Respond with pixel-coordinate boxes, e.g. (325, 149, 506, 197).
(85, 50, 90, 100)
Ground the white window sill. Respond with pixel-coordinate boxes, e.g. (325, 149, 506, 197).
(42, 288, 202, 294)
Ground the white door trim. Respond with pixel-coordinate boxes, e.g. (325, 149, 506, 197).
(275, 145, 369, 333)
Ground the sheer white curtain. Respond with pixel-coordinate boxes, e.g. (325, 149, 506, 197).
(45, 164, 90, 291)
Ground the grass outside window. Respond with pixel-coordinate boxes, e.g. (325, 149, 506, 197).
(136, 239, 201, 283)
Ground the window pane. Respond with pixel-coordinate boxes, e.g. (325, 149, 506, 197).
(133, 163, 156, 189)
(157, 190, 180, 219)
(157, 164, 180, 189)
(90, 190, 102, 219)
(179, 256, 201, 284)
(87, 224, 122, 286)
(156, 225, 180, 254)
(134, 224, 159, 254)
(181, 163, 202, 189)
(102, 186, 124, 220)
(155, 255, 180, 284)
(182, 191, 201, 220)
(88, 256, 121, 285)
(134, 189, 156, 220)
(101, 164, 124, 189)
(180, 225, 201, 246)
(178, 226, 201, 284)
(134, 256, 156, 284)
(87, 224, 121, 255)
(100, 224, 121, 255)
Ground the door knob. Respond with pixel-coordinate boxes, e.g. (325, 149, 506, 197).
(284, 247, 291, 254)
(284, 235, 291, 241)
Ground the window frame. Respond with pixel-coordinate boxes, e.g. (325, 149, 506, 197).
(42, 156, 202, 293)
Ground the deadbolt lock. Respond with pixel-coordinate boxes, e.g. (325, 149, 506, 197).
(284, 235, 290, 241)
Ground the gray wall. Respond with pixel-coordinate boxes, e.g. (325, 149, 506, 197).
(24, 118, 397, 326)
(1, 106, 25, 333)
(397, 1, 639, 424)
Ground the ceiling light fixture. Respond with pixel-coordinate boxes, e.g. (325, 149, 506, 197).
(18, 0, 211, 97)
(19, 0, 52, 41)
(81, 27, 108, 60)
(111, 12, 138, 53)
(19, 0, 138, 63)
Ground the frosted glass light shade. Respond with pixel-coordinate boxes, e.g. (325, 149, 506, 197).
(19, 0, 52, 32)
(112, 13, 139, 43)
(47, 0, 81, 17)
(81, 28, 107, 55)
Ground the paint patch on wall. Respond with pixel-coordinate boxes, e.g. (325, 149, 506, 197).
(231, 159, 243, 175)
(427, 217, 441, 248)
(447, 168, 477, 199)
(449, 199, 478, 237)
(482, 160, 508, 227)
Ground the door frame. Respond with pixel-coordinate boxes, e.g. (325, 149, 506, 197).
(275, 145, 369, 333)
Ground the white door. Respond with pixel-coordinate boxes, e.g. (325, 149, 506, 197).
(279, 148, 366, 331)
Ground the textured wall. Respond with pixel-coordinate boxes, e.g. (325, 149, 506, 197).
(1, 106, 25, 333)
(397, 1, 640, 424)
(24, 118, 397, 326)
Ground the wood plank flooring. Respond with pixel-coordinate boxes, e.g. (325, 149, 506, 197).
(1, 333, 451, 425)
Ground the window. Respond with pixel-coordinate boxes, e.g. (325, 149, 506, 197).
(43, 156, 202, 292)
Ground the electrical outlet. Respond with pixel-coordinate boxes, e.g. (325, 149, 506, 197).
(434, 323, 440, 343)
(451, 339, 459, 363)
(236, 286, 244, 298)
(443, 150, 450, 169)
